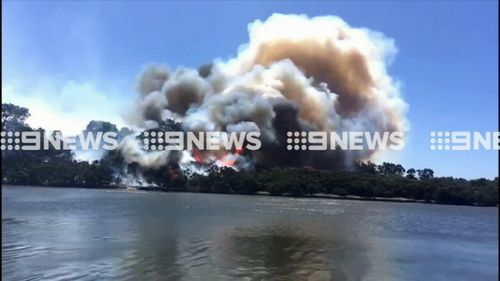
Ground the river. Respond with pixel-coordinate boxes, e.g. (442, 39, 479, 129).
(2, 185, 498, 281)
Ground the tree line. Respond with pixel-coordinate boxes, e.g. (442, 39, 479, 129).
(2, 103, 498, 206)
(1, 104, 115, 188)
(185, 165, 498, 206)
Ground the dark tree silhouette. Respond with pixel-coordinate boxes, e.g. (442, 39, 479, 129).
(406, 168, 417, 179)
(2, 103, 30, 130)
(417, 168, 434, 180)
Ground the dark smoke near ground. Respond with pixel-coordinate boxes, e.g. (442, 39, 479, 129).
(121, 13, 408, 171)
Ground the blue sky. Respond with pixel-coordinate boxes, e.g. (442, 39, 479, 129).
(2, 1, 498, 179)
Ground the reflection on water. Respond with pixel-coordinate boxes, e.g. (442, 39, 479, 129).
(2, 186, 498, 281)
(216, 223, 362, 280)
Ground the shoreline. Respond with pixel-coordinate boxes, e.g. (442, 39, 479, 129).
(2, 183, 497, 207)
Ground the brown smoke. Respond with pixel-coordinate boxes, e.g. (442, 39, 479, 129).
(254, 39, 373, 116)
(121, 13, 408, 170)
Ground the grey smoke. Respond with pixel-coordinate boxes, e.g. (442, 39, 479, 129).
(120, 13, 408, 170)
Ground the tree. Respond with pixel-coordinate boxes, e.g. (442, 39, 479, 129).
(378, 162, 405, 177)
(406, 168, 417, 179)
(394, 164, 406, 177)
(356, 161, 377, 174)
(85, 120, 118, 133)
(2, 103, 30, 130)
(417, 168, 434, 180)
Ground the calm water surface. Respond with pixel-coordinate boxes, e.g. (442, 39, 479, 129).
(2, 185, 498, 281)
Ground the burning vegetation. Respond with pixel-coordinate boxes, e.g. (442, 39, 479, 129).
(120, 13, 408, 174)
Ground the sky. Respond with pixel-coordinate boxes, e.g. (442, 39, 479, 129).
(2, 0, 498, 179)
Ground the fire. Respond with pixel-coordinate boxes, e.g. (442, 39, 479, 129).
(121, 14, 407, 171)
(218, 156, 237, 167)
(215, 148, 245, 168)
(191, 147, 245, 168)
(192, 148, 204, 163)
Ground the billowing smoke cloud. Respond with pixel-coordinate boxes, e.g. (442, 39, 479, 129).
(121, 13, 408, 170)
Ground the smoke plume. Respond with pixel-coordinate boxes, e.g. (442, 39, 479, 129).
(121, 13, 408, 170)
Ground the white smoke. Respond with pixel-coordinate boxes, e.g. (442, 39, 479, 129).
(120, 13, 408, 170)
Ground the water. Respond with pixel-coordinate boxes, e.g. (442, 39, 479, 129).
(2, 185, 498, 281)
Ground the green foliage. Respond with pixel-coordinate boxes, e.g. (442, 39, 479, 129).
(2, 103, 30, 131)
(417, 168, 434, 180)
(377, 162, 406, 177)
(2, 151, 115, 188)
(2, 103, 498, 207)
(185, 165, 498, 206)
(406, 168, 417, 179)
(1, 106, 115, 188)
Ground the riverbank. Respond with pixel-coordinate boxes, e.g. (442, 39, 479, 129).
(4, 183, 496, 207)
(136, 188, 430, 204)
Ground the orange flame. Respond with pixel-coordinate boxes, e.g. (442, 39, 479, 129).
(192, 148, 204, 163)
